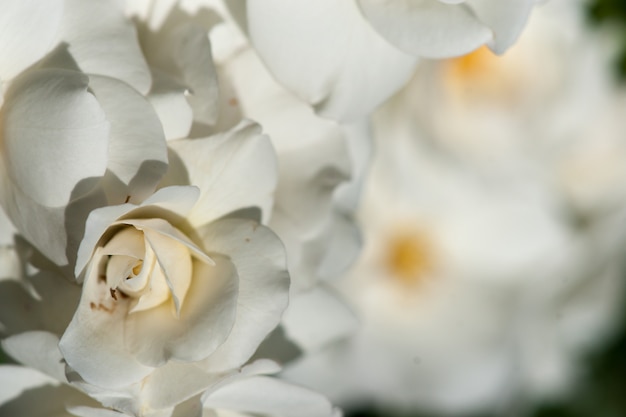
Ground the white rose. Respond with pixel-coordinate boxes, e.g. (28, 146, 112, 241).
(1, 120, 294, 413)
(54, 119, 288, 390)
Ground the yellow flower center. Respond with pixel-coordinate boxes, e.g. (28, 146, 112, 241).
(442, 45, 522, 104)
(385, 232, 434, 287)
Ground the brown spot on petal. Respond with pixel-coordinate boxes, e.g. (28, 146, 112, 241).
(228, 97, 238, 106)
(245, 238, 250, 243)
(89, 301, 114, 313)
(124, 195, 131, 203)
(110, 288, 118, 300)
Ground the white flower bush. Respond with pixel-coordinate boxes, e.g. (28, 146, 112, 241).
(280, 0, 626, 413)
(1, 0, 622, 416)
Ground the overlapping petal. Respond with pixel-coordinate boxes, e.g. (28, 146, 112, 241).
(357, 0, 493, 58)
(0, 0, 63, 80)
(244, 0, 416, 121)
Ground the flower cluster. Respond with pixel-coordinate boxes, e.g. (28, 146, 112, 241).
(1, 0, 623, 416)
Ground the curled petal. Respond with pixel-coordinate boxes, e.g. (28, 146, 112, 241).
(357, 0, 493, 58)
(125, 255, 239, 367)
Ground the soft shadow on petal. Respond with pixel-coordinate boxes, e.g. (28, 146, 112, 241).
(148, 69, 193, 140)
(125, 255, 238, 367)
(88, 75, 168, 205)
(2, 331, 67, 382)
(0, 367, 101, 417)
(60, 0, 152, 94)
(60, 248, 154, 389)
(0, 0, 63, 80)
(170, 121, 278, 227)
(357, 0, 493, 58)
(198, 218, 289, 372)
(2, 69, 109, 208)
(245, 0, 416, 121)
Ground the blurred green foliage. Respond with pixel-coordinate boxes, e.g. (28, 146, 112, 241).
(588, 0, 626, 77)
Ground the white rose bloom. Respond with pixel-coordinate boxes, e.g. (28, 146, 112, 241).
(280, 0, 626, 413)
(229, 0, 540, 120)
(0, 115, 292, 404)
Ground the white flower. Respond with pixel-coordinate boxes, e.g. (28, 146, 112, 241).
(280, 0, 626, 412)
(231, 0, 540, 120)
(0, 117, 291, 401)
(61, 167, 288, 389)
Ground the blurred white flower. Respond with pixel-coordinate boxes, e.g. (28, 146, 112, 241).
(231, 0, 540, 120)
(281, 0, 626, 413)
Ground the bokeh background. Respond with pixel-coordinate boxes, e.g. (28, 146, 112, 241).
(346, 1, 626, 416)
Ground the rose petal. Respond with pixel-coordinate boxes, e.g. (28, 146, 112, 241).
(125, 255, 239, 366)
(2, 331, 68, 382)
(169, 121, 278, 227)
(139, 185, 200, 218)
(244, 0, 416, 120)
(198, 218, 289, 372)
(60, 247, 155, 389)
(143, 228, 193, 315)
(357, 0, 493, 58)
(1, 69, 109, 208)
(137, 12, 220, 125)
(75, 186, 201, 277)
(0, 0, 63, 80)
(143, 362, 221, 410)
(67, 406, 129, 417)
(465, 0, 536, 54)
(0, 365, 58, 405)
(88, 76, 168, 205)
(119, 217, 213, 266)
(75, 203, 137, 278)
(203, 376, 338, 417)
(147, 70, 193, 140)
(60, 0, 152, 94)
